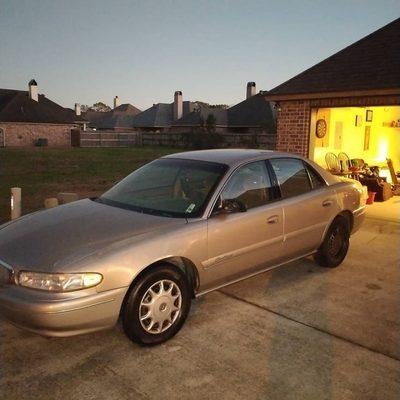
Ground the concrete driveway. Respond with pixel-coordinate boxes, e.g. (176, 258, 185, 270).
(1, 215, 399, 400)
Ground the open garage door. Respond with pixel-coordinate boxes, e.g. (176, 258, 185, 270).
(309, 106, 400, 182)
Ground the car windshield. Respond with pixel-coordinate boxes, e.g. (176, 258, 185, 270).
(98, 158, 228, 218)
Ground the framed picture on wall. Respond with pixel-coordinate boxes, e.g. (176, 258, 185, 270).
(366, 109, 373, 122)
(355, 115, 363, 127)
(364, 126, 371, 151)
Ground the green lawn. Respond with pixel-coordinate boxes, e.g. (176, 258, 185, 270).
(0, 147, 179, 224)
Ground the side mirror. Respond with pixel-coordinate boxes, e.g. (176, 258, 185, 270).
(214, 197, 247, 215)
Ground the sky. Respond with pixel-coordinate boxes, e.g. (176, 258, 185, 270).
(0, 0, 399, 110)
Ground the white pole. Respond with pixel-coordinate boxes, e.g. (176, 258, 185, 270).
(11, 187, 21, 220)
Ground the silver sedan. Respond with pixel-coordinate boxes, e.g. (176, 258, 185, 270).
(0, 149, 366, 345)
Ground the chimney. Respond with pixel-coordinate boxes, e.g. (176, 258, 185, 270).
(75, 103, 81, 116)
(173, 91, 183, 120)
(28, 79, 38, 102)
(114, 96, 120, 109)
(246, 82, 256, 99)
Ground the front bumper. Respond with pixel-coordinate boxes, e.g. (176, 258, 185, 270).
(0, 284, 127, 337)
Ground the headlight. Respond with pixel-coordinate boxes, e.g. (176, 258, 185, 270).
(18, 271, 103, 292)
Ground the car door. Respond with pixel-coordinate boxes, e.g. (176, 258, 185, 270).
(269, 158, 339, 259)
(201, 160, 284, 291)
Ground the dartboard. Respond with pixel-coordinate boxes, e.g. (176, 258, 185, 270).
(316, 119, 327, 138)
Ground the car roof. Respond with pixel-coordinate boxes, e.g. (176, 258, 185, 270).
(163, 148, 301, 167)
(163, 148, 340, 186)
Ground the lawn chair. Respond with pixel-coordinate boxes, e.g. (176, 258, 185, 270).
(325, 152, 340, 173)
(338, 152, 351, 173)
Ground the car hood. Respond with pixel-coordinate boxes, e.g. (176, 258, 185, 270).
(0, 199, 186, 271)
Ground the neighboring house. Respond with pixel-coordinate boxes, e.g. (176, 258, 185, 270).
(130, 91, 215, 132)
(136, 83, 276, 134)
(171, 102, 227, 133)
(84, 96, 141, 131)
(0, 80, 86, 147)
(264, 17, 400, 171)
(225, 89, 276, 133)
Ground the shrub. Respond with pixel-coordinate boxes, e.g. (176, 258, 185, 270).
(180, 130, 224, 150)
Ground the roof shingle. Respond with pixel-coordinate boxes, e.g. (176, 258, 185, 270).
(0, 89, 84, 124)
(84, 103, 141, 129)
(268, 18, 400, 97)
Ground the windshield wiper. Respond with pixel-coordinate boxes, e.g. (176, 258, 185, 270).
(141, 208, 175, 218)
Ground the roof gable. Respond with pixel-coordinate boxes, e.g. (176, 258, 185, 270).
(227, 94, 275, 127)
(84, 103, 142, 129)
(131, 103, 173, 127)
(131, 101, 199, 128)
(173, 103, 227, 126)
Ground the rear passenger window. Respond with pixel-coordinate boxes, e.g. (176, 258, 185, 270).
(270, 158, 311, 198)
(306, 164, 326, 189)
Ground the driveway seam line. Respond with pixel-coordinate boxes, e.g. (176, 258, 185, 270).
(218, 290, 400, 363)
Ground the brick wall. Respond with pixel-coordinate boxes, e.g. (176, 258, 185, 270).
(275, 100, 311, 156)
(0, 122, 75, 147)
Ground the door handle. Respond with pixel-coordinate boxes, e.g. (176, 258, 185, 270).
(267, 215, 279, 224)
(322, 200, 333, 207)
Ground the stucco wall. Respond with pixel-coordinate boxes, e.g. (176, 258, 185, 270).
(0, 122, 75, 147)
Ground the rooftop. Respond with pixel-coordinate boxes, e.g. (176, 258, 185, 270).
(173, 94, 276, 129)
(267, 17, 400, 98)
(0, 88, 84, 124)
(84, 103, 141, 129)
(131, 101, 200, 128)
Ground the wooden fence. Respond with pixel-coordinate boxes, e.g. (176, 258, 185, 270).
(80, 132, 141, 147)
(80, 131, 276, 150)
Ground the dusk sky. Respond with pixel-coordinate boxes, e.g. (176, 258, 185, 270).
(1, 0, 399, 110)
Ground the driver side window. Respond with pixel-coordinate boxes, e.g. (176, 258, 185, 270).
(221, 161, 273, 210)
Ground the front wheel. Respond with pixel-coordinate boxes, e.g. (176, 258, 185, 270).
(314, 216, 350, 268)
(122, 266, 191, 346)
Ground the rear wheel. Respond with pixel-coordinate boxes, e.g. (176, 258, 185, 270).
(314, 216, 350, 268)
(123, 266, 191, 346)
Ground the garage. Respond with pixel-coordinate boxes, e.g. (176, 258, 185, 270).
(265, 17, 400, 193)
(310, 105, 400, 183)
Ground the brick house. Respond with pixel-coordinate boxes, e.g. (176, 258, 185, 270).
(0, 80, 85, 147)
(264, 18, 400, 173)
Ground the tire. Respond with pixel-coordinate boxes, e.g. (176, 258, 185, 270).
(314, 216, 350, 268)
(122, 266, 191, 346)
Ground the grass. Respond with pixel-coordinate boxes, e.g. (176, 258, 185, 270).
(0, 146, 179, 224)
